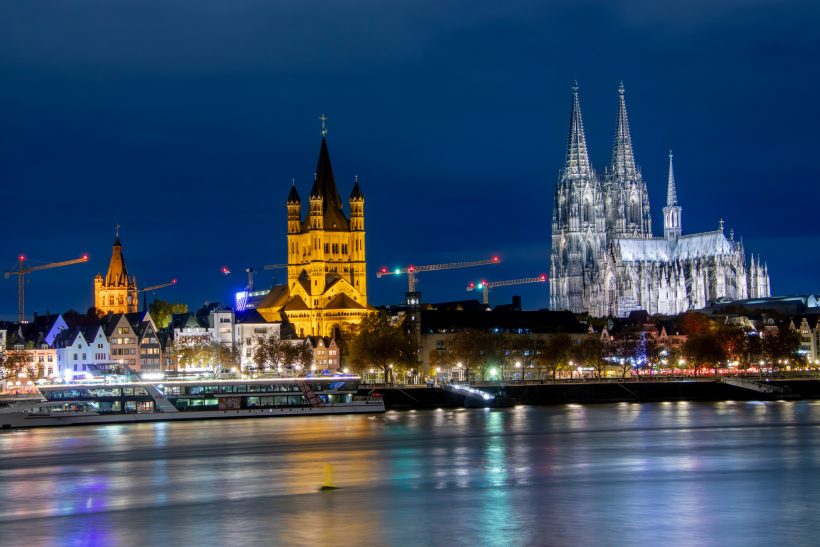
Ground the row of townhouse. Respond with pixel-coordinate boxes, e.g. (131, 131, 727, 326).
(170, 307, 340, 374)
(2, 303, 344, 383)
(1, 310, 168, 381)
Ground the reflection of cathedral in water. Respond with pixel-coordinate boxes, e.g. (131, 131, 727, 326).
(550, 84, 770, 317)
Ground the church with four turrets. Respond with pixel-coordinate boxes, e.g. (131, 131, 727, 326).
(550, 83, 771, 317)
(254, 128, 371, 338)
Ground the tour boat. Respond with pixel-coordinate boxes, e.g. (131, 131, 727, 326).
(0, 376, 384, 429)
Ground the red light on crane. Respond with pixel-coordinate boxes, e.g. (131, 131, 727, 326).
(221, 266, 230, 275)
(408, 265, 415, 272)
(18, 255, 25, 262)
(491, 256, 500, 263)
(380, 266, 388, 274)
(172, 279, 178, 284)
(539, 274, 547, 281)
(82, 254, 89, 260)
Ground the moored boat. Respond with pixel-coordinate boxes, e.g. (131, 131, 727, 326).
(0, 375, 384, 429)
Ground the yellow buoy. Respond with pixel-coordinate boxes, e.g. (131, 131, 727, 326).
(319, 463, 338, 491)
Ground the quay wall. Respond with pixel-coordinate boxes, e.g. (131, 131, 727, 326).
(362, 379, 820, 410)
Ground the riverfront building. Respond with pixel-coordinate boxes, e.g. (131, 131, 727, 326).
(549, 83, 771, 317)
(252, 129, 372, 338)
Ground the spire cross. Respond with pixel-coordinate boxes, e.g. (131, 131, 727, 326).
(319, 114, 328, 137)
(291, 178, 295, 186)
(115, 223, 120, 238)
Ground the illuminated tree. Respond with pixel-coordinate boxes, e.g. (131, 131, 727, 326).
(149, 300, 189, 329)
(348, 312, 415, 384)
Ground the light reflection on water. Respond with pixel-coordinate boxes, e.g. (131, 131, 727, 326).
(0, 402, 819, 546)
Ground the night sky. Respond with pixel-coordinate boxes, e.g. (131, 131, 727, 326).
(1, 0, 819, 320)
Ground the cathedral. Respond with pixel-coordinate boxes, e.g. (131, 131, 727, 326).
(254, 128, 371, 337)
(550, 83, 771, 317)
(94, 231, 138, 315)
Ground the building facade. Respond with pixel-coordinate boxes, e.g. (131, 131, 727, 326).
(550, 83, 771, 317)
(94, 234, 138, 314)
(254, 131, 371, 337)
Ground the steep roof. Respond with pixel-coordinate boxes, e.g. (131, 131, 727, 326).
(103, 236, 132, 287)
(610, 82, 638, 181)
(562, 82, 593, 181)
(614, 232, 735, 262)
(325, 293, 365, 310)
(287, 183, 301, 204)
(282, 295, 309, 311)
(308, 137, 349, 231)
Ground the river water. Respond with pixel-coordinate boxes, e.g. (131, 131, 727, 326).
(1, 401, 819, 546)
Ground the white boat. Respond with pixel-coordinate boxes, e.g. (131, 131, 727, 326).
(0, 376, 384, 429)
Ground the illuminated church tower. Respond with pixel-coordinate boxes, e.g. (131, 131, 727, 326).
(94, 230, 138, 314)
(264, 120, 370, 338)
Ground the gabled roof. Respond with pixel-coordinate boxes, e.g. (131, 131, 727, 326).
(235, 309, 270, 325)
(325, 293, 364, 310)
(283, 295, 309, 311)
(53, 327, 85, 348)
(257, 285, 290, 311)
(171, 313, 206, 330)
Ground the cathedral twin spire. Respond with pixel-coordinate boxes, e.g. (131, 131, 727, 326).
(563, 82, 593, 180)
(611, 82, 638, 181)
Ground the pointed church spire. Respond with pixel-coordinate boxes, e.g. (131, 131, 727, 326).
(611, 82, 637, 181)
(287, 179, 301, 204)
(105, 231, 130, 287)
(563, 82, 592, 179)
(309, 135, 342, 211)
(666, 150, 678, 206)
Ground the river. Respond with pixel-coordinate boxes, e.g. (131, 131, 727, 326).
(1, 401, 819, 546)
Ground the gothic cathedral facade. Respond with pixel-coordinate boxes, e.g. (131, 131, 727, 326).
(550, 83, 771, 317)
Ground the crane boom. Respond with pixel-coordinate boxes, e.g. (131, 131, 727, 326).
(4, 254, 89, 323)
(377, 256, 500, 292)
(467, 274, 547, 305)
(139, 279, 178, 312)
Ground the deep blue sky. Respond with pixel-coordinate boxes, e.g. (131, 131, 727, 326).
(1, 0, 819, 319)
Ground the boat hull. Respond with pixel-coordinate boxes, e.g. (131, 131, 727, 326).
(0, 401, 385, 429)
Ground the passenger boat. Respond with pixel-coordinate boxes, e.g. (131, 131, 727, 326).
(0, 376, 384, 429)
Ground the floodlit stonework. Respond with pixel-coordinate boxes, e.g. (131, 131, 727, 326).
(550, 83, 770, 317)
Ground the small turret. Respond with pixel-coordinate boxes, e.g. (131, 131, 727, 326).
(349, 175, 364, 232)
(287, 180, 302, 234)
(663, 150, 682, 240)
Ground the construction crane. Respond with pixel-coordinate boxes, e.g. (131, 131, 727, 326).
(221, 264, 287, 292)
(262, 264, 288, 286)
(140, 279, 177, 311)
(467, 274, 547, 305)
(4, 254, 89, 323)
(377, 255, 501, 293)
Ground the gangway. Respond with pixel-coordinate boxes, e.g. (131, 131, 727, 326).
(720, 377, 799, 399)
(299, 381, 324, 407)
(144, 384, 180, 413)
(442, 383, 495, 407)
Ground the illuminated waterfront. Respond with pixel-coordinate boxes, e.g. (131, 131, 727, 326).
(1, 402, 819, 546)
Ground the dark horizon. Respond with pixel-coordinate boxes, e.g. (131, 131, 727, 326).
(2, 0, 819, 320)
